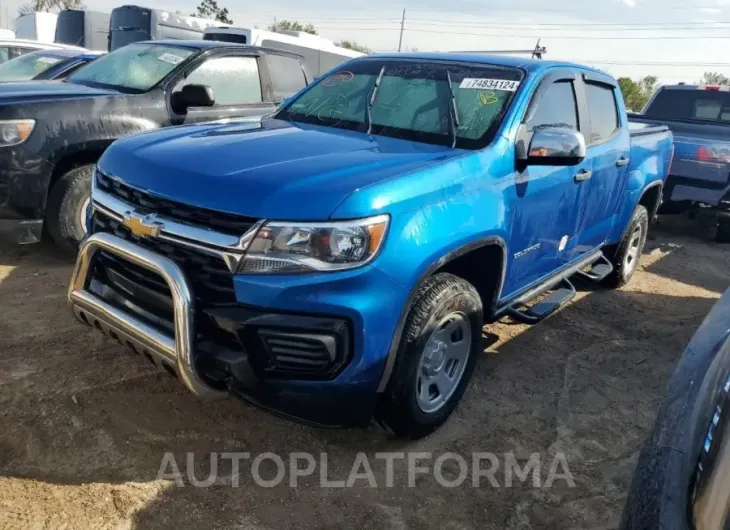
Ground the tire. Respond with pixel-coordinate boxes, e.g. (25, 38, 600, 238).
(716, 218, 730, 244)
(46, 164, 94, 254)
(603, 205, 649, 288)
(375, 273, 483, 439)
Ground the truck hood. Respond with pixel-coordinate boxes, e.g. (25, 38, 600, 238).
(0, 80, 117, 104)
(98, 119, 460, 220)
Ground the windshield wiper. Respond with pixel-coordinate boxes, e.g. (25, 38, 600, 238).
(366, 66, 386, 135)
(446, 70, 460, 148)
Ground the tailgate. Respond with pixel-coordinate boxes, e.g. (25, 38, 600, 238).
(670, 124, 730, 189)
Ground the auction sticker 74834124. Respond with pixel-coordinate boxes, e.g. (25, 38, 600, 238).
(459, 78, 520, 91)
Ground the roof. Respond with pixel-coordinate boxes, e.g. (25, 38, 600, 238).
(21, 48, 96, 58)
(146, 39, 242, 50)
(131, 40, 303, 58)
(658, 84, 730, 90)
(368, 51, 605, 76)
(0, 39, 86, 51)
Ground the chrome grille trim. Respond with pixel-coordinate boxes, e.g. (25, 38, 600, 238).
(91, 176, 265, 274)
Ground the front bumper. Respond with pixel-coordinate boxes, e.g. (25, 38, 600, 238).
(68, 232, 405, 427)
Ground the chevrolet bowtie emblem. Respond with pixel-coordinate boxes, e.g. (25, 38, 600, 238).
(122, 211, 164, 238)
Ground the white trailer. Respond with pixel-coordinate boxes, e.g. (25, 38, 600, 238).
(203, 27, 364, 77)
(15, 12, 58, 43)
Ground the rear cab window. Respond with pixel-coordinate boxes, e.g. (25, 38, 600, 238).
(644, 88, 730, 123)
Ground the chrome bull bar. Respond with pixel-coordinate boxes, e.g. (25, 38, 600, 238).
(67, 232, 226, 399)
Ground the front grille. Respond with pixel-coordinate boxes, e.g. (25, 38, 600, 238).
(92, 211, 236, 306)
(96, 171, 259, 237)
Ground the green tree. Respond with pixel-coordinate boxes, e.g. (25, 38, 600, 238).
(617, 75, 657, 112)
(335, 40, 372, 54)
(268, 20, 317, 35)
(700, 71, 730, 86)
(19, 0, 83, 15)
(191, 0, 232, 24)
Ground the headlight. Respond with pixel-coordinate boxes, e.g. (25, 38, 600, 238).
(240, 215, 389, 273)
(0, 120, 35, 147)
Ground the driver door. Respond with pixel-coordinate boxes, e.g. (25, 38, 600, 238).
(168, 54, 276, 126)
(502, 74, 590, 297)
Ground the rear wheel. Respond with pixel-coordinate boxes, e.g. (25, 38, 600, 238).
(46, 164, 94, 254)
(375, 273, 483, 439)
(604, 205, 648, 288)
(716, 218, 730, 243)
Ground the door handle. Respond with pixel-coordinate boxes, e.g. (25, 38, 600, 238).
(574, 169, 592, 182)
(616, 156, 629, 167)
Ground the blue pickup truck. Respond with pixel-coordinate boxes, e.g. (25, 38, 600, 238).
(631, 84, 730, 241)
(68, 53, 673, 438)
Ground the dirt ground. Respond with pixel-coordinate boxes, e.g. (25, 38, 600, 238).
(0, 216, 728, 530)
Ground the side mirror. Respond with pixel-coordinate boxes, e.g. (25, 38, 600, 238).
(519, 127, 586, 166)
(172, 84, 215, 112)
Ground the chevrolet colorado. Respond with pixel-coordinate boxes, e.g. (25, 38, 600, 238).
(0, 40, 308, 250)
(69, 53, 674, 438)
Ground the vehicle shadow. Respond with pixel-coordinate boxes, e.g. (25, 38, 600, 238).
(0, 235, 722, 529)
(643, 214, 730, 295)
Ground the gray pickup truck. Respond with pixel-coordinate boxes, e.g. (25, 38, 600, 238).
(630, 84, 730, 241)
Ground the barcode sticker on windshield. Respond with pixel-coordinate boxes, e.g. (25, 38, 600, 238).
(158, 53, 185, 65)
(459, 78, 520, 91)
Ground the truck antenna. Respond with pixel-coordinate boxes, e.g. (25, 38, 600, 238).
(531, 39, 546, 60)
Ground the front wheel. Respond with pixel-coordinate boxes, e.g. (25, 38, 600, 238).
(45, 164, 94, 254)
(604, 205, 649, 288)
(375, 273, 483, 439)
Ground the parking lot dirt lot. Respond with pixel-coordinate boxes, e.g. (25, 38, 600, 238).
(0, 216, 728, 530)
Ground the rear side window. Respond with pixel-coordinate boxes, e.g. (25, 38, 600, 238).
(183, 55, 263, 105)
(527, 80, 579, 131)
(265, 54, 307, 101)
(585, 83, 619, 144)
(645, 89, 730, 123)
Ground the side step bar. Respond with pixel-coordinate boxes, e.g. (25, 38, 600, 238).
(494, 249, 603, 325)
(574, 254, 614, 282)
(505, 279, 576, 324)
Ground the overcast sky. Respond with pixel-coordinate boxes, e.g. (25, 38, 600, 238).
(4, 0, 729, 83)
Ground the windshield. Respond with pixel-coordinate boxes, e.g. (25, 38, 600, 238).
(68, 43, 195, 93)
(0, 53, 67, 82)
(275, 59, 523, 149)
(644, 89, 730, 124)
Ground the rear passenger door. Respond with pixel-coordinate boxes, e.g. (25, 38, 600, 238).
(573, 76, 631, 254)
(170, 54, 276, 125)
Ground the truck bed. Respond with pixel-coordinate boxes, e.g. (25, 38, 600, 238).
(627, 120, 669, 138)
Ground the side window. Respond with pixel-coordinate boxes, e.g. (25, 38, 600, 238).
(0, 46, 10, 64)
(10, 47, 36, 60)
(56, 61, 87, 79)
(181, 56, 263, 106)
(585, 82, 619, 144)
(527, 80, 579, 131)
(265, 54, 307, 101)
